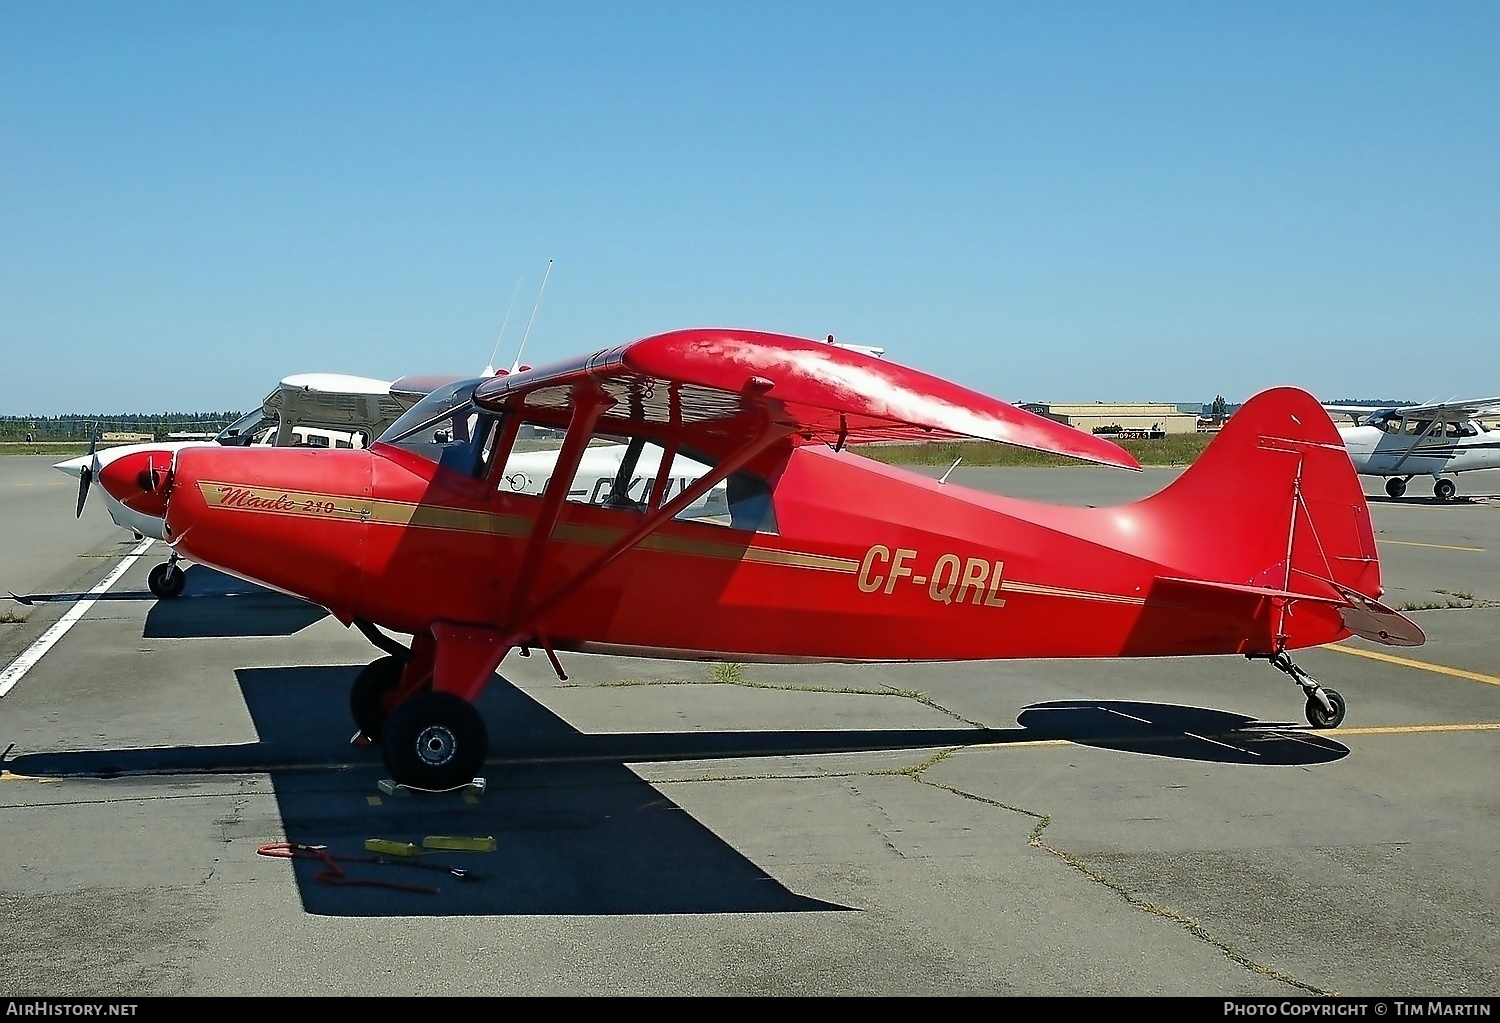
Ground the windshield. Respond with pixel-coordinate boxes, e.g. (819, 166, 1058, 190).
(378, 378, 499, 475)
(216, 408, 276, 446)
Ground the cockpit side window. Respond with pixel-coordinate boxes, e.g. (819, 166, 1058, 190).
(490, 419, 778, 533)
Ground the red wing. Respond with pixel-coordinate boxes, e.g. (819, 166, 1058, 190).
(473, 328, 1140, 470)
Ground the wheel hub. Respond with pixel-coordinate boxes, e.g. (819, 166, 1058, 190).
(414, 725, 457, 767)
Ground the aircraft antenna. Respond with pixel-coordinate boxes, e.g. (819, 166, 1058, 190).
(938, 457, 962, 485)
(511, 259, 553, 374)
(485, 274, 525, 376)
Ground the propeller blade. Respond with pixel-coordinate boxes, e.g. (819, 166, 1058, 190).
(75, 424, 100, 519)
(75, 468, 91, 518)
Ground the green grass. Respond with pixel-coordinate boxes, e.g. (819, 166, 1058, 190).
(0, 441, 93, 457)
(854, 432, 1216, 468)
(0, 440, 168, 457)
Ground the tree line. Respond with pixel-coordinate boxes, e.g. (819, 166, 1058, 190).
(0, 413, 244, 441)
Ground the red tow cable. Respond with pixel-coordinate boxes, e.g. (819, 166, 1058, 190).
(257, 842, 449, 895)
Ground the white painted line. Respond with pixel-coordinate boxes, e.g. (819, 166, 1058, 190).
(0, 538, 154, 698)
(1184, 730, 1260, 756)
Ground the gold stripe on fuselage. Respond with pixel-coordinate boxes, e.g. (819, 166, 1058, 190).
(197, 481, 860, 573)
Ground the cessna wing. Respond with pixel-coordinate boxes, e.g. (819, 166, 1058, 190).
(471, 328, 1141, 470)
(1387, 395, 1500, 420)
(1321, 402, 1387, 426)
(1324, 396, 1500, 427)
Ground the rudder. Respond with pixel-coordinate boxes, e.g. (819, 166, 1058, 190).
(1135, 387, 1381, 603)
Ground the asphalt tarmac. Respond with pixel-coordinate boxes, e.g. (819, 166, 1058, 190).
(1, 454, 1496, 997)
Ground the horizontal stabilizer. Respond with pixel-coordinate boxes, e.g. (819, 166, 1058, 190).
(1331, 585, 1426, 647)
(1156, 576, 1425, 648)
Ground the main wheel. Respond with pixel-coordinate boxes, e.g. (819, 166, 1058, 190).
(1434, 478, 1457, 502)
(1305, 688, 1347, 729)
(380, 690, 488, 790)
(1385, 478, 1407, 498)
(349, 655, 405, 741)
(147, 562, 185, 599)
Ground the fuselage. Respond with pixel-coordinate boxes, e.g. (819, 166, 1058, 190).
(153, 432, 1359, 663)
(1338, 421, 1500, 477)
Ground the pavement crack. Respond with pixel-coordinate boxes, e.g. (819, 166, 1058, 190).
(590, 665, 986, 726)
(887, 748, 1338, 997)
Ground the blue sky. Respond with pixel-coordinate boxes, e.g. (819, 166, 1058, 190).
(3, 2, 1496, 415)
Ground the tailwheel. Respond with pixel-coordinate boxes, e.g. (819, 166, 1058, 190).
(147, 561, 185, 599)
(380, 690, 488, 791)
(1385, 477, 1407, 498)
(1305, 688, 1347, 729)
(1265, 651, 1348, 730)
(349, 655, 405, 741)
(1434, 478, 1457, 502)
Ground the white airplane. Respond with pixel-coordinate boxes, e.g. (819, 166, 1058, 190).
(57, 373, 409, 597)
(1322, 395, 1500, 500)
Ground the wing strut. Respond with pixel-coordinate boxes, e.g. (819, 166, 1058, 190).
(489, 380, 795, 671)
(502, 383, 611, 626)
(1387, 417, 1444, 475)
(514, 417, 794, 632)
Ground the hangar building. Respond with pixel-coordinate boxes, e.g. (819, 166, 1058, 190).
(1019, 402, 1202, 438)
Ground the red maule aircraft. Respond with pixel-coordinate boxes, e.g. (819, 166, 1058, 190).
(97, 328, 1424, 790)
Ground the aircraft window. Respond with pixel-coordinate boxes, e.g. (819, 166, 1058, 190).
(492, 423, 777, 533)
(381, 379, 500, 477)
(217, 408, 275, 447)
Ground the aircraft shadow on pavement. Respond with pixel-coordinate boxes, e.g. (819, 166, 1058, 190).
(1017, 700, 1348, 766)
(4, 672, 1347, 916)
(141, 566, 329, 638)
(7, 567, 327, 636)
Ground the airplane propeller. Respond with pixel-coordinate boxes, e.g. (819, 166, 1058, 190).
(75, 424, 100, 519)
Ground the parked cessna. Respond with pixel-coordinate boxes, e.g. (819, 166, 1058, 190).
(1322, 396, 1500, 500)
(57, 373, 408, 597)
(96, 328, 1422, 790)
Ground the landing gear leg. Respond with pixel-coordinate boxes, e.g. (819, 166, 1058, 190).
(147, 554, 186, 599)
(1266, 651, 1346, 729)
(357, 620, 504, 790)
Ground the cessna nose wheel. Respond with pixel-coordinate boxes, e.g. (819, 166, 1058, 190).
(380, 690, 488, 791)
(147, 560, 185, 599)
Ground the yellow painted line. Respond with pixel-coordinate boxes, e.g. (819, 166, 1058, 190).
(1335, 723, 1500, 736)
(1380, 539, 1484, 552)
(1325, 643, 1500, 686)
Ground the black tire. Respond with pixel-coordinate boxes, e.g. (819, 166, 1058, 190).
(1305, 688, 1347, 729)
(380, 690, 488, 791)
(148, 562, 185, 599)
(349, 655, 405, 741)
(1434, 478, 1457, 502)
(1385, 478, 1407, 499)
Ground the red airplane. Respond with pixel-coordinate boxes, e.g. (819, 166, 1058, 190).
(97, 328, 1425, 790)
